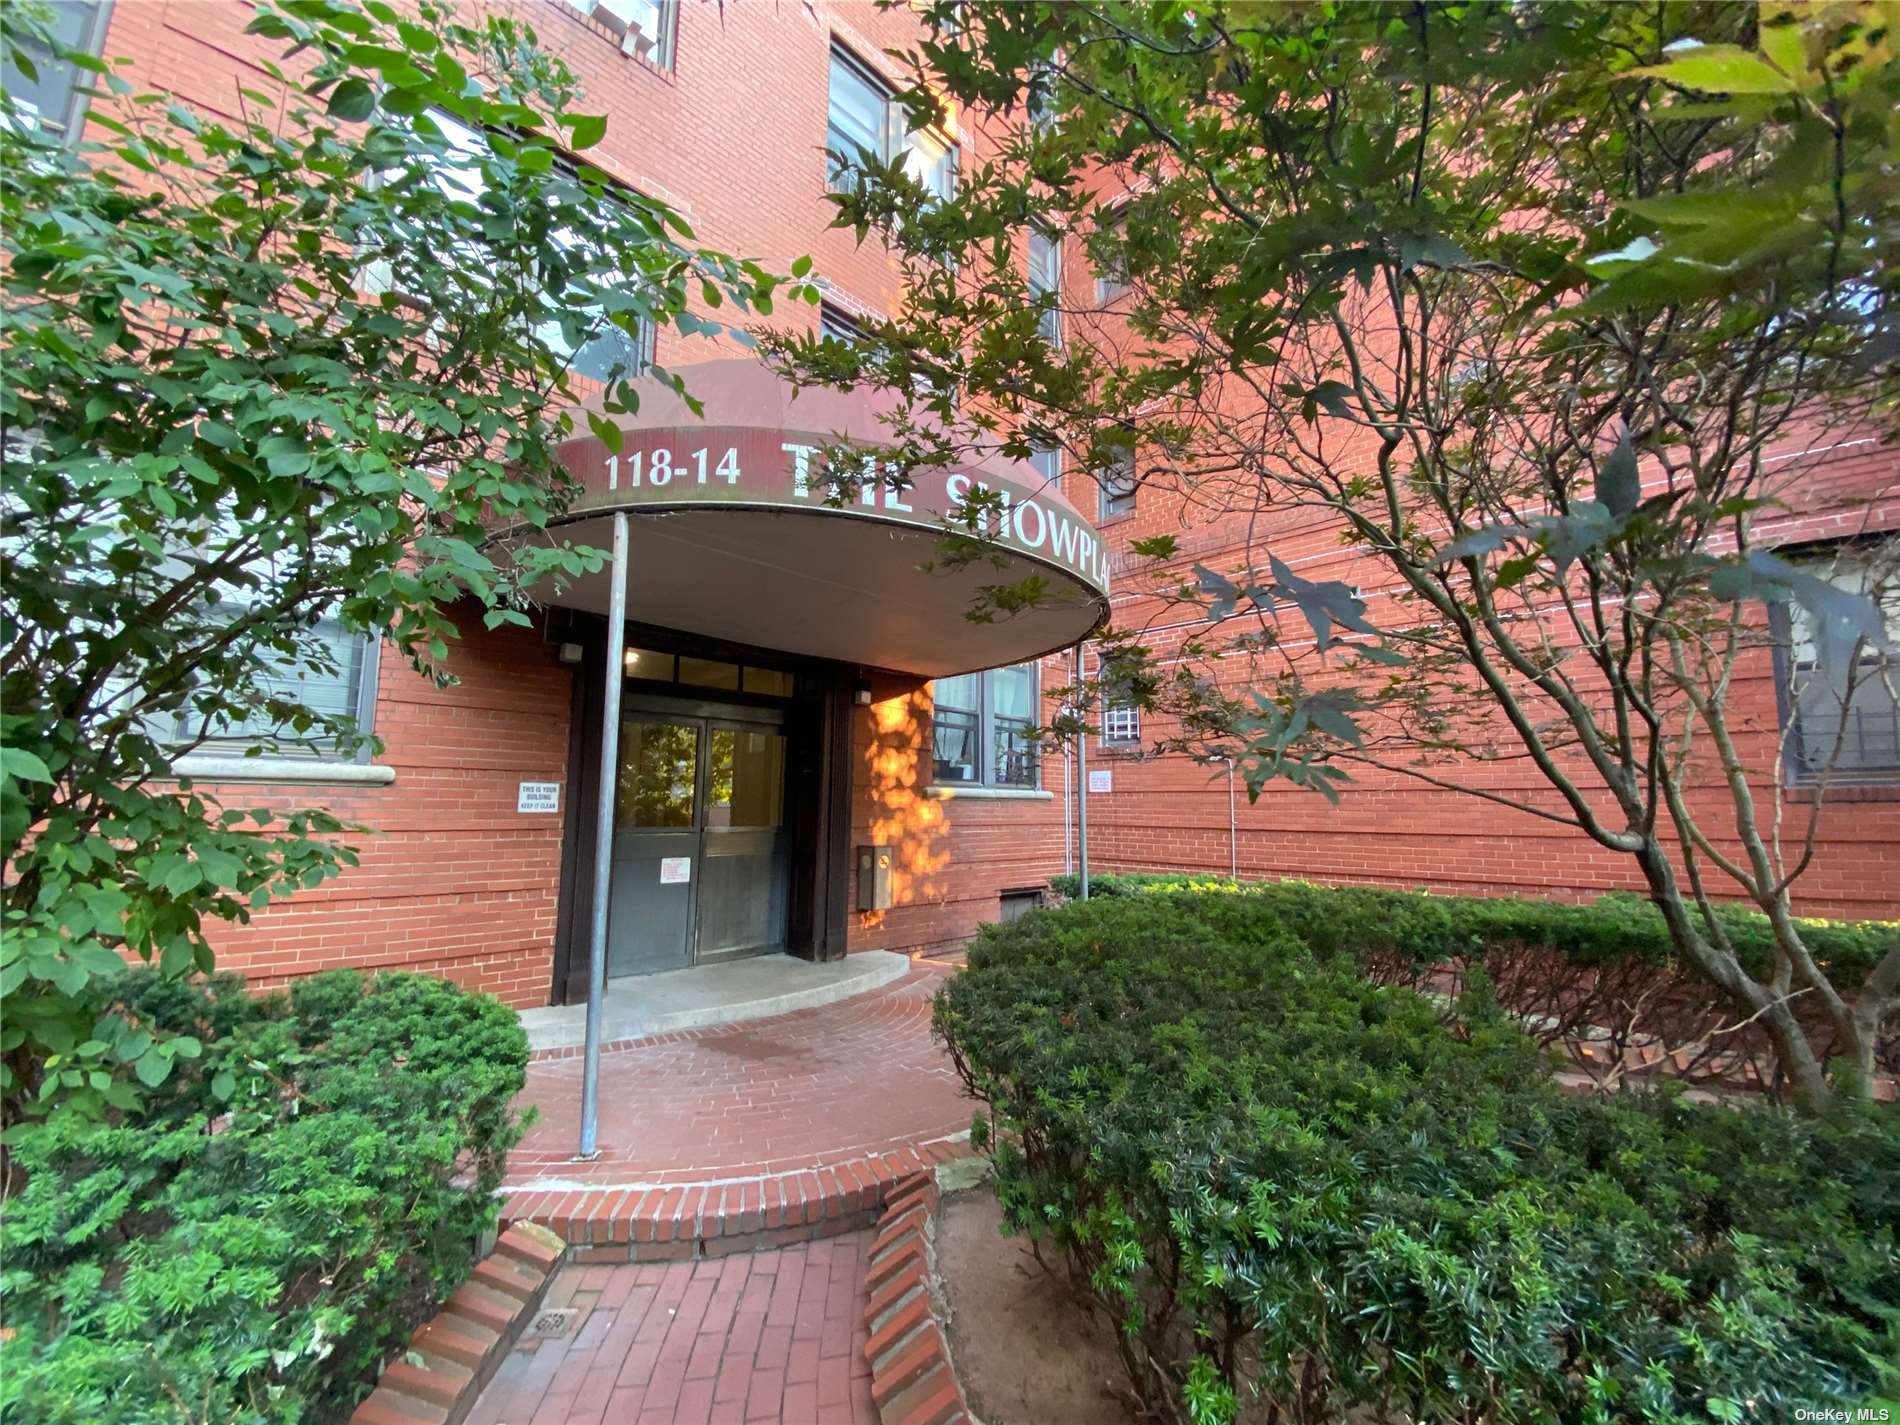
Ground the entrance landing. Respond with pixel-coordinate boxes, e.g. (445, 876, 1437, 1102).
(519, 952, 911, 1055)
(501, 963, 972, 1257)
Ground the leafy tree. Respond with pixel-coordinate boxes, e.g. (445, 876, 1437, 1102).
(0, 0, 794, 1129)
(766, 0, 1900, 1110)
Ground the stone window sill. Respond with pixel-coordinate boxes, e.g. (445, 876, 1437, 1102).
(163, 754, 395, 787)
(924, 784, 1052, 801)
(1782, 781, 1900, 804)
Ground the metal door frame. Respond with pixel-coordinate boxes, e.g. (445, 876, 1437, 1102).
(617, 694, 788, 971)
(550, 617, 858, 1006)
(697, 714, 792, 964)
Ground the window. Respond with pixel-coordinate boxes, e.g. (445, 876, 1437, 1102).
(931, 662, 1040, 788)
(1775, 549, 1900, 785)
(1028, 229, 1062, 348)
(820, 302, 869, 345)
(999, 888, 1044, 922)
(1099, 453, 1137, 519)
(1028, 445, 1061, 483)
(0, 0, 108, 142)
(1102, 702, 1140, 747)
(166, 616, 378, 759)
(827, 46, 957, 201)
(574, 0, 677, 68)
(420, 111, 654, 384)
(623, 646, 793, 698)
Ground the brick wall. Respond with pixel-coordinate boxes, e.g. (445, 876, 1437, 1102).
(88, 1, 1897, 1013)
(1063, 424, 1900, 923)
(90, 0, 1036, 1003)
(201, 618, 576, 1008)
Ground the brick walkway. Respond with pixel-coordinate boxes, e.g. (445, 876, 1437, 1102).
(466, 1234, 877, 1425)
(501, 965, 972, 1251)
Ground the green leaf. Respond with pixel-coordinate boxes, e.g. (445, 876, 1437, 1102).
(1, 747, 54, 784)
(134, 1048, 171, 1088)
(586, 411, 624, 454)
(569, 113, 608, 150)
(1595, 431, 1641, 518)
(326, 77, 379, 122)
(1629, 45, 1797, 95)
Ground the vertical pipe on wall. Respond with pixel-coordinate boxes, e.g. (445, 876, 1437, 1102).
(578, 511, 630, 1161)
(1227, 756, 1238, 881)
(1075, 643, 1089, 902)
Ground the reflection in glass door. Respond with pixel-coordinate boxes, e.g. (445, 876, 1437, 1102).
(607, 719, 700, 976)
(698, 725, 789, 961)
(605, 708, 791, 977)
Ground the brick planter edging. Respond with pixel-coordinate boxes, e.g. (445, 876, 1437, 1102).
(348, 1222, 566, 1425)
(861, 1170, 971, 1425)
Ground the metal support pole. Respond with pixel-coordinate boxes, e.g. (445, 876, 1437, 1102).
(1062, 740, 1073, 877)
(1227, 756, 1238, 881)
(1075, 643, 1089, 902)
(578, 511, 629, 1161)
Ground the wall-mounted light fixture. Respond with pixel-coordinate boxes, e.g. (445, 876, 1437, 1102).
(853, 679, 873, 706)
(557, 642, 585, 666)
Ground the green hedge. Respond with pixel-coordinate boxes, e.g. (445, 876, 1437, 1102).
(938, 895, 1900, 1424)
(0, 970, 531, 1424)
(1047, 872, 1896, 990)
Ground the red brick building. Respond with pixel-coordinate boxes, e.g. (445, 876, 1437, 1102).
(45, 0, 1899, 1017)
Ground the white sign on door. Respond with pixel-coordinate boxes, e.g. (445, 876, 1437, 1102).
(659, 856, 692, 885)
(1088, 769, 1113, 794)
(517, 781, 561, 813)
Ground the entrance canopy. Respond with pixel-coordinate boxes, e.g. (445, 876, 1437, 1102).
(515, 360, 1110, 678)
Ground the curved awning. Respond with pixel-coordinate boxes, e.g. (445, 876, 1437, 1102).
(510, 360, 1110, 678)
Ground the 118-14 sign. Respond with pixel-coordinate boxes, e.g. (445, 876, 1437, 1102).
(605, 447, 741, 489)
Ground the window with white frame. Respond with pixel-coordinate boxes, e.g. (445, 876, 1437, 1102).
(827, 45, 956, 199)
(420, 111, 654, 385)
(1099, 452, 1137, 519)
(1028, 229, 1062, 348)
(1774, 547, 1900, 784)
(1102, 702, 1140, 747)
(1028, 444, 1061, 483)
(0, 0, 109, 142)
(931, 662, 1040, 788)
(164, 614, 380, 760)
(570, 0, 677, 68)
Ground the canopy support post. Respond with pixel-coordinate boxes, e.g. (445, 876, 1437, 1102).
(578, 510, 629, 1161)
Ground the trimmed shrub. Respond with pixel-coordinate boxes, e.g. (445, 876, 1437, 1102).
(1046, 874, 1897, 1091)
(1045, 872, 1896, 987)
(937, 895, 1900, 1424)
(0, 970, 530, 1425)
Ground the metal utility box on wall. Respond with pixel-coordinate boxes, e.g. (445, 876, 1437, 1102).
(856, 845, 893, 911)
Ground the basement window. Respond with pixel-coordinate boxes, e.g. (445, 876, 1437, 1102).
(999, 888, 1044, 922)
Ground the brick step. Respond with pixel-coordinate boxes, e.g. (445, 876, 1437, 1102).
(502, 1136, 971, 1262)
(349, 1386, 448, 1425)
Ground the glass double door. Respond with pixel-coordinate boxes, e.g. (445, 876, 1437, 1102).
(607, 702, 789, 977)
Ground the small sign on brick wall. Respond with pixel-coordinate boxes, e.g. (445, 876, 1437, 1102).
(517, 781, 561, 814)
(1088, 768, 1113, 794)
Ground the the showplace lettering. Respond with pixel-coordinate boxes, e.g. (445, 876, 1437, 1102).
(560, 426, 1112, 597)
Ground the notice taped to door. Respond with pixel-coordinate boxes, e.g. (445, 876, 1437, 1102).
(659, 857, 691, 885)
